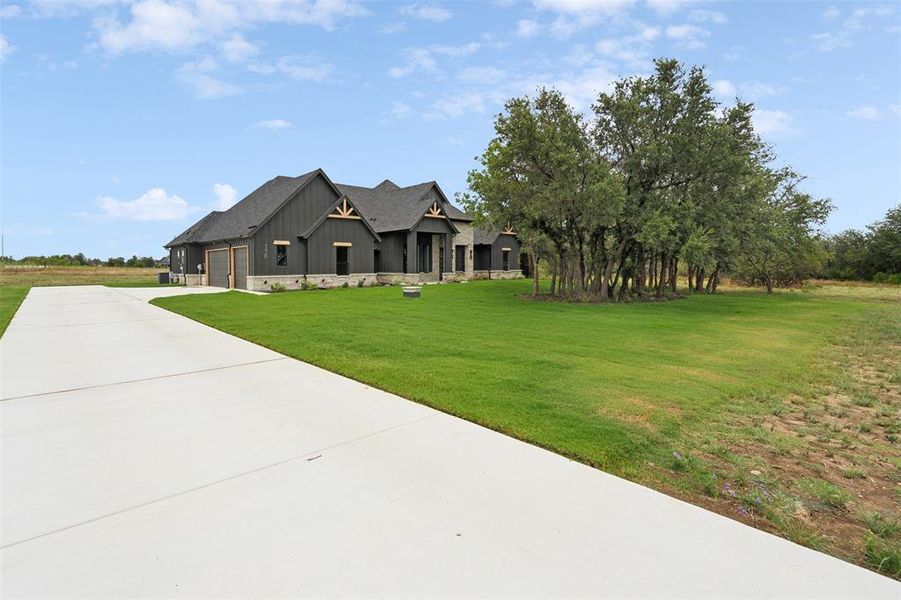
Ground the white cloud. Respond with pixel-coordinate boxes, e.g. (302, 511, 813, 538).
(811, 31, 850, 51)
(248, 54, 332, 81)
(388, 101, 411, 119)
(93, 0, 369, 54)
(399, 3, 452, 22)
(646, 0, 692, 16)
(713, 80, 788, 101)
(552, 62, 617, 110)
(255, 119, 293, 129)
(380, 21, 407, 33)
(457, 66, 505, 84)
(175, 57, 239, 98)
(688, 9, 726, 24)
(0, 35, 13, 62)
(812, 4, 896, 52)
(847, 104, 901, 120)
(388, 43, 479, 78)
(446, 136, 464, 146)
(533, 0, 636, 36)
(753, 109, 794, 136)
(0, 4, 22, 18)
(97, 188, 193, 221)
(711, 79, 737, 98)
(847, 105, 880, 120)
(665, 24, 709, 48)
(212, 182, 238, 210)
(516, 19, 539, 38)
(220, 33, 258, 63)
(388, 47, 438, 77)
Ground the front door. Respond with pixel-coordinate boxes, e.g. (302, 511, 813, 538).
(417, 239, 431, 273)
(455, 245, 465, 272)
(438, 246, 444, 281)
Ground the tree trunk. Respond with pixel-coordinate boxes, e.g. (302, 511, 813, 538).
(531, 254, 540, 296)
(670, 258, 678, 293)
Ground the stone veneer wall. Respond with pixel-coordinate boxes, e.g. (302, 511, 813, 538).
(472, 270, 522, 280)
(247, 273, 377, 292)
(451, 223, 474, 274)
(184, 274, 204, 287)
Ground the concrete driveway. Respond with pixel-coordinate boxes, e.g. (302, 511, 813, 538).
(1, 286, 897, 598)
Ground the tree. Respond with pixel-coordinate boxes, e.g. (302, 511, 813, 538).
(466, 58, 831, 300)
(735, 169, 832, 292)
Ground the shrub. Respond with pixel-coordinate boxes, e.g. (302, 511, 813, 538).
(270, 282, 287, 293)
(357, 278, 365, 288)
(341, 281, 349, 288)
(300, 279, 317, 291)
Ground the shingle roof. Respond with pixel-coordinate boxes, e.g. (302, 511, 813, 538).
(167, 169, 475, 247)
(335, 181, 436, 232)
(167, 170, 319, 246)
(165, 210, 222, 247)
(444, 203, 473, 222)
(473, 229, 500, 245)
(336, 180, 472, 232)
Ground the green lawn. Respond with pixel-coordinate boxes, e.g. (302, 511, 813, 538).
(147, 281, 901, 575)
(0, 286, 29, 336)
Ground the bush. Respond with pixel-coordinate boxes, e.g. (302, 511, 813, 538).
(357, 278, 365, 288)
(341, 281, 349, 288)
(872, 272, 901, 285)
(270, 282, 287, 293)
(299, 279, 317, 291)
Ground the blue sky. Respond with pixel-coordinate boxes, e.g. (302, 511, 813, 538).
(1, 0, 899, 259)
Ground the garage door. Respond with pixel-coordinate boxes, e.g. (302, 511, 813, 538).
(232, 247, 248, 290)
(208, 249, 229, 288)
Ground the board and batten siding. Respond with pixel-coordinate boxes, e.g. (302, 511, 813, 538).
(492, 233, 520, 270)
(251, 174, 341, 276)
(376, 231, 406, 273)
(306, 217, 376, 274)
(169, 244, 206, 275)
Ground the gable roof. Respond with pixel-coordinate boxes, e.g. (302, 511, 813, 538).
(165, 210, 222, 247)
(166, 169, 474, 248)
(299, 194, 382, 242)
(336, 180, 469, 233)
(166, 169, 324, 246)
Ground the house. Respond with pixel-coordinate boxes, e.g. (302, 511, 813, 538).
(164, 169, 522, 291)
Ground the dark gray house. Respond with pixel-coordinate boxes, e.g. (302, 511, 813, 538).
(165, 168, 521, 291)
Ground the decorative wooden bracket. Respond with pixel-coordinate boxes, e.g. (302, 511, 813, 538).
(328, 197, 361, 220)
(424, 201, 445, 219)
(502, 224, 516, 235)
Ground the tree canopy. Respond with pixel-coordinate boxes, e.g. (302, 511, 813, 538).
(463, 59, 833, 300)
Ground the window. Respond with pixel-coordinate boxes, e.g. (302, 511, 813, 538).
(336, 246, 349, 276)
(276, 245, 287, 266)
(502, 249, 510, 271)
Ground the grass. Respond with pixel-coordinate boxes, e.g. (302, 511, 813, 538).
(0, 286, 29, 336)
(153, 279, 901, 576)
(0, 265, 163, 287)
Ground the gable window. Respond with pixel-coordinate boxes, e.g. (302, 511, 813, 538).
(336, 246, 349, 276)
(276, 245, 287, 267)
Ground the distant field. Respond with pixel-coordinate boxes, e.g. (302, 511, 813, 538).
(0, 265, 164, 287)
(0, 266, 176, 335)
(154, 279, 901, 578)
